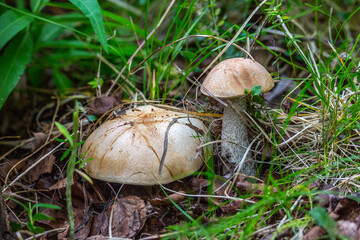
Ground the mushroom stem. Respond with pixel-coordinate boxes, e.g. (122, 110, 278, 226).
(221, 97, 256, 176)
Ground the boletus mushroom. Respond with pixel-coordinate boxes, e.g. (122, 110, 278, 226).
(81, 105, 207, 185)
(201, 58, 274, 176)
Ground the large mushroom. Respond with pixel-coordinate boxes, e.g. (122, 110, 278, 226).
(201, 58, 274, 176)
(81, 105, 207, 185)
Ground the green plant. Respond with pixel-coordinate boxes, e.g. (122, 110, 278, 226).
(7, 196, 61, 236)
(0, 0, 108, 110)
(55, 100, 80, 240)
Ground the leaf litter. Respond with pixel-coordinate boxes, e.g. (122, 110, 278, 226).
(1, 2, 360, 239)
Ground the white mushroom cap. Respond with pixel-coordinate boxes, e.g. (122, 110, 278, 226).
(201, 58, 274, 99)
(81, 105, 207, 186)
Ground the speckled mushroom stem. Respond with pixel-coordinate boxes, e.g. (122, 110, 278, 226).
(221, 97, 256, 176)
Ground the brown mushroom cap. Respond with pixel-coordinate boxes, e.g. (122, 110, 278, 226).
(201, 58, 274, 99)
(81, 105, 207, 186)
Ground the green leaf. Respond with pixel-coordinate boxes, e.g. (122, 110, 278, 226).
(0, 10, 33, 50)
(69, 0, 108, 52)
(10, 221, 22, 232)
(88, 77, 103, 88)
(55, 122, 73, 146)
(27, 65, 44, 88)
(33, 212, 55, 222)
(251, 85, 262, 96)
(0, 33, 33, 110)
(87, 115, 97, 122)
(180, 51, 197, 61)
(26, 222, 35, 232)
(55, 138, 67, 143)
(60, 148, 71, 161)
(30, 0, 49, 13)
(52, 68, 73, 93)
(32, 226, 45, 234)
(32, 203, 61, 210)
(309, 207, 338, 239)
(6, 196, 29, 212)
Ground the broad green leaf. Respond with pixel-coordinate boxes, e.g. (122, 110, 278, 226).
(33, 213, 55, 222)
(52, 68, 73, 93)
(17, 0, 26, 9)
(38, 23, 68, 42)
(26, 222, 35, 232)
(251, 85, 262, 96)
(69, 0, 108, 52)
(30, 0, 49, 13)
(10, 221, 22, 232)
(32, 226, 45, 234)
(0, 10, 33, 50)
(55, 121, 73, 146)
(27, 65, 44, 88)
(0, 33, 33, 110)
(309, 207, 338, 239)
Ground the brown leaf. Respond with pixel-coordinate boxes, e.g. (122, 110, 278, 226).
(107, 195, 148, 238)
(32, 132, 47, 151)
(337, 220, 359, 239)
(0, 159, 20, 180)
(220, 200, 244, 215)
(331, 198, 360, 222)
(49, 178, 68, 190)
(74, 207, 93, 240)
(191, 178, 209, 192)
(26, 150, 56, 182)
(88, 94, 121, 117)
(149, 191, 185, 206)
(89, 209, 108, 236)
(303, 226, 327, 240)
(235, 175, 275, 195)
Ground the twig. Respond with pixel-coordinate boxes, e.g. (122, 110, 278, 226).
(2, 141, 65, 193)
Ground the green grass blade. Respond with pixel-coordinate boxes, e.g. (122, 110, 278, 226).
(0, 10, 33, 50)
(55, 121, 73, 146)
(30, 0, 49, 13)
(0, 32, 33, 110)
(32, 203, 61, 210)
(69, 0, 108, 53)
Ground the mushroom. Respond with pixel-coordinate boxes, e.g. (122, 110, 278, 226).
(201, 58, 274, 176)
(81, 105, 207, 186)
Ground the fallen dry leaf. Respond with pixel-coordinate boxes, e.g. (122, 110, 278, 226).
(89, 209, 109, 236)
(106, 195, 148, 238)
(303, 226, 327, 240)
(149, 191, 185, 206)
(220, 200, 244, 215)
(26, 150, 56, 182)
(74, 207, 93, 240)
(88, 94, 121, 117)
(49, 178, 68, 191)
(32, 132, 47, 151)
(337, 220, 359, 239)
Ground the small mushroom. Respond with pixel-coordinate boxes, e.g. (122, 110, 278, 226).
(81, 105, 207, 185)
(201, 58, 274, 176)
